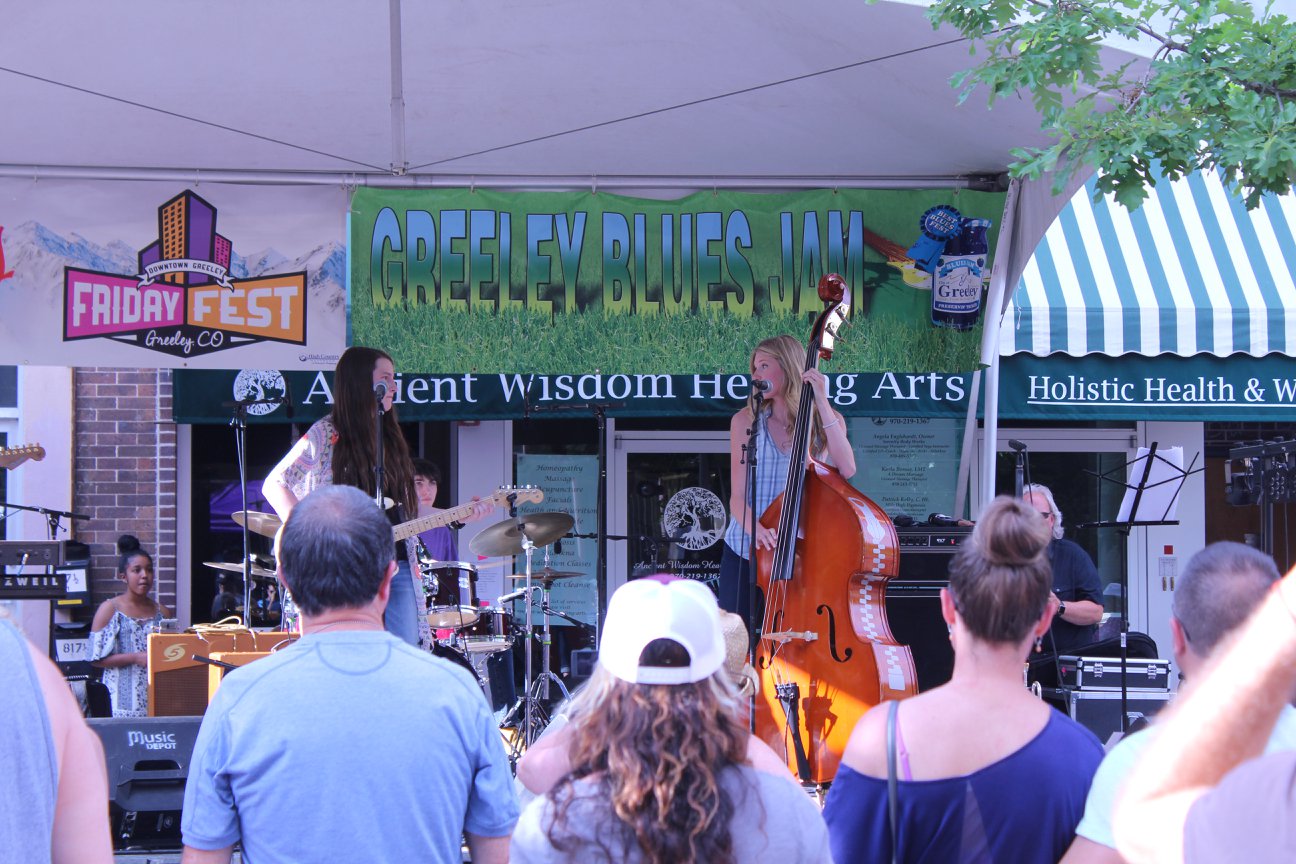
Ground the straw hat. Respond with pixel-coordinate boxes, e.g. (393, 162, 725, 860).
(720, 611, 759, 696)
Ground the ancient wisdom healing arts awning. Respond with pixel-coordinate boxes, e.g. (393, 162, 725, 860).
(1000, 171, 1296, 359)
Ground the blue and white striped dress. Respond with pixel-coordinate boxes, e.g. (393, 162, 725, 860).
(723, 410, 793, 560)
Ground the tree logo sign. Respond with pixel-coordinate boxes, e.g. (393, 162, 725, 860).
(232, 370, 289, 417)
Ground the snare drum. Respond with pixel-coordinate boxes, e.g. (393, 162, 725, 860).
(461, 608, 513, 655)
(421, 561, 480, 629)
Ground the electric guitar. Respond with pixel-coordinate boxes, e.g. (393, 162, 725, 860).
(0, 443, 45, 470)
(392, 486, 544, 542)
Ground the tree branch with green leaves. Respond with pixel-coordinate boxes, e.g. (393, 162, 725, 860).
(927, 0, 1296, 208)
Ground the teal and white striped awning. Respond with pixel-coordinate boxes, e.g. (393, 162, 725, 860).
(1001, 171, 1296, 357)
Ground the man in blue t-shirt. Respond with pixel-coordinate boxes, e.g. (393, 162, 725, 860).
(181, 485, 518, 864)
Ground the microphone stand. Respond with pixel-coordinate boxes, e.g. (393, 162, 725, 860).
(373, 389, 387, 510)
(743, 393, 764, 733)
(744, 395, 764, 634)
(221, 393, 289, 628)
(229, 401, 254, 628)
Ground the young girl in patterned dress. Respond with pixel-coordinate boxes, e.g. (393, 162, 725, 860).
(89, 535, 169, 717)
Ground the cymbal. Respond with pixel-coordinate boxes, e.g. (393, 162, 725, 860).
(232, 510, 283, 539)
(507, 568, 584, 582)
(468, 512, 575, 557)
(204, 560, 276, 580)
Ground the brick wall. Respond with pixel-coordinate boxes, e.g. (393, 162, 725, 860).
(73, 368, 177, 612)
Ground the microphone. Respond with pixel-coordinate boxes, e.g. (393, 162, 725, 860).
(1008, 439, 1028, 453)
(374, 381, 389, 404)
(751, 378, 772, 393)
(283, 378, 295, 420)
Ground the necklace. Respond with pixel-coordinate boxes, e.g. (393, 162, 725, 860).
(767, 412, 795, 451)
(307, 618, 378, 634)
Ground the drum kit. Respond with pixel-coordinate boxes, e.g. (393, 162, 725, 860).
(457, 508, 588, 748)
(200, 511, 286, 625)
(214, 504, 587, 744)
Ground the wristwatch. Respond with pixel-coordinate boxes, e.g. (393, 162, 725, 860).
(1056, 601, 1067, 619)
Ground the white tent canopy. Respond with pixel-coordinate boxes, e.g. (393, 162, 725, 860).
(1, 0, 1148, 509)
(2, 0, 1125, 188)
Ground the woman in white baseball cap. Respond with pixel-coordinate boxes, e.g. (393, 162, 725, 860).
(511, 575, 830, 864)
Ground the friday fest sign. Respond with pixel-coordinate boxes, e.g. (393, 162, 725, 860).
(0, 179, 347, 369)
(349, 187, 1006, 375)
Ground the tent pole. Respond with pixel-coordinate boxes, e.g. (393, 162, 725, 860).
(981, 349, 1002, 508)
(953, 369, 981, 521)
(969, 177, 1024, 515)
(389, 0, 408, 174)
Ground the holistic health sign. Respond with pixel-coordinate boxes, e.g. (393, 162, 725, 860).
(0, 179, 347, 368)
(349, 186, 1004, 375)
(998, 354, 1296, 422)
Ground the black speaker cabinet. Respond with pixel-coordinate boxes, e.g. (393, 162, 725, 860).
(88, 716, 202, 850)
(886, 527, 970, 692)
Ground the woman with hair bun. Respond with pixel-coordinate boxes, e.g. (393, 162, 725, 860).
(824, 496, 1103, 864)
(89, 535, 169, 717)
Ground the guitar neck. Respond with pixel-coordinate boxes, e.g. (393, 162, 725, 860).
(0, 445, 45, 471)
(394, 492, 504, 542)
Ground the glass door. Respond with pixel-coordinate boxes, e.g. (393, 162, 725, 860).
(609, 431, 731, 599)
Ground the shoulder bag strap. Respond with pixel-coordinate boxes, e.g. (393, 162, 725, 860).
(887, 699, 900, 864)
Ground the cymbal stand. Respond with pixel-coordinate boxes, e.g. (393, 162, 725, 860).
(531, 547, 572, 703)
(515, 532, 539, 743)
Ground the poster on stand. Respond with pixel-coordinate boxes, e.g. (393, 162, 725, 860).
(513, 453, 598, 626)
(852, 417, 964, 520)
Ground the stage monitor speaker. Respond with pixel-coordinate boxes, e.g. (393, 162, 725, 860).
(886, 527, 971, 692)
(89, 716, 202, 850)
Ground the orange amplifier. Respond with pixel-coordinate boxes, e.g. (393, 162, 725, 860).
(148, 631, 299, 716)
(208, 650, 274, 703)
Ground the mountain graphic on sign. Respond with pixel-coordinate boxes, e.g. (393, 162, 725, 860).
(2, 220, 344, 315)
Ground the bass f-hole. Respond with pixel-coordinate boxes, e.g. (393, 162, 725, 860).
(815, 603, 853, 664)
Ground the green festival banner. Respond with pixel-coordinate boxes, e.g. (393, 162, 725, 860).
(349, 186, 1005, 375)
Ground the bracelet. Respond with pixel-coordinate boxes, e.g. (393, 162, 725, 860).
(822, 418, 841, 431)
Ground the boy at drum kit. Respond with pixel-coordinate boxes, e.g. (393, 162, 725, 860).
(409, 458, 592, 731)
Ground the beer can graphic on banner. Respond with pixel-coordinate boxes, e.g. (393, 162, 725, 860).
(932, 218, 990, 330)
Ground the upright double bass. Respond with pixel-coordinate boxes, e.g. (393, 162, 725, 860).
(754, 274, 918, 785)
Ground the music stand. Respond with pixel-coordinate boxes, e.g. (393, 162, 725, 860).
(1080, 442, 1201, 735)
